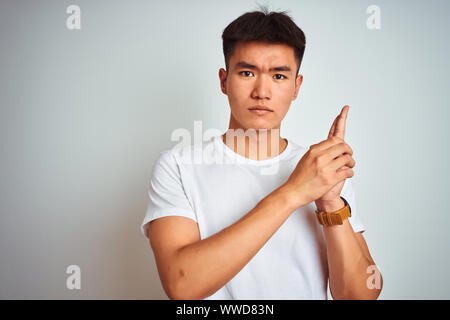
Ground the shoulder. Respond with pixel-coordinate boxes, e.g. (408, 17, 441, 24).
(287, 139, 307, 152)
(285, 138, 308, 160)
(160, 135, 219, 165)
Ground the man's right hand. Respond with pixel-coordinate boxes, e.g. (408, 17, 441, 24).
(282, 136, 356, 208)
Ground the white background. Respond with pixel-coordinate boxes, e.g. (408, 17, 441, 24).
(0, 0, 449, 299)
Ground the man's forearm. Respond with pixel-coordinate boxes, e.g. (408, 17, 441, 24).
(317, 199, 382, 300)
(171, 185, 299, 300)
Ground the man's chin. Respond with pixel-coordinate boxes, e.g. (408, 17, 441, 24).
(228, 125, 281, 133)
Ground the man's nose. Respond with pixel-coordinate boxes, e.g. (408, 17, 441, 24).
(251, 74, 271, 100)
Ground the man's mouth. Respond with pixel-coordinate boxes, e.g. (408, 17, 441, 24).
(248, 106, 273, 112)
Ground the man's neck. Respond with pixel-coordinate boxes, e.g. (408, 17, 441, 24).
(221, 128, 287, 161)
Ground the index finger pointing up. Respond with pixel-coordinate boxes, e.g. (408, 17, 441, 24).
(334, 105, 349, 139)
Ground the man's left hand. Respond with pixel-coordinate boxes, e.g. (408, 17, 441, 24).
(315, 105, 353, 209)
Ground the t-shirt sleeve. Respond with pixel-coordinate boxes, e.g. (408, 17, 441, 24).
(141, 150, 198, 239)
(340, 178, 366, 233)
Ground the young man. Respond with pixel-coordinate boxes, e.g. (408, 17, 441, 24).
(141, 7, 383, 300)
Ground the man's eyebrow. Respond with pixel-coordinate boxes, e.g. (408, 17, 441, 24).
(234, 61, 292, 72)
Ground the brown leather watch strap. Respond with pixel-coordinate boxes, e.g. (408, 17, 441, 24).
(315, 196, 352, 226)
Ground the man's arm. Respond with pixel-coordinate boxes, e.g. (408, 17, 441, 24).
(317, 198, 383, 300)
(149, 184, 299, 300)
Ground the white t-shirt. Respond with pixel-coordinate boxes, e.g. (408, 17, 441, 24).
(141, 135, 365, 300)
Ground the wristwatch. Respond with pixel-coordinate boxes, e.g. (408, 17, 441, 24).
(315, 196, 352, 226)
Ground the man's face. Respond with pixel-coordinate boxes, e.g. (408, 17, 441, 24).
(219, 41, 303, 131)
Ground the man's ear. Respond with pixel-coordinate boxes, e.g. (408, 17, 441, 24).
(219, 68, 228, 95)
(292, 74, 303, 100)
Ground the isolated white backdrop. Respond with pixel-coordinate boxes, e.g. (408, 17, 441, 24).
(0, 0, 449, 299)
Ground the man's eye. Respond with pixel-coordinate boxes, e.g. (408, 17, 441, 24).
(239, 71, 254, 77)
(274, 74, 286, 80)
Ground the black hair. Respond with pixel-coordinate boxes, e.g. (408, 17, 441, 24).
(222, 5, 306, 76)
